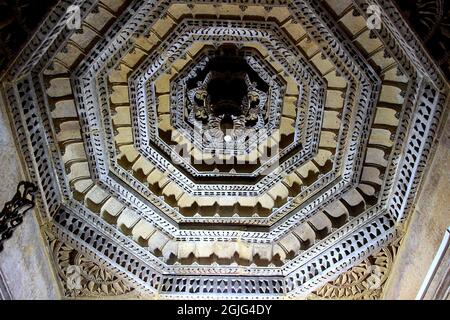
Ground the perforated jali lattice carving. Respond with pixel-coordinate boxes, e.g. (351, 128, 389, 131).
(1, 0, 448, 298)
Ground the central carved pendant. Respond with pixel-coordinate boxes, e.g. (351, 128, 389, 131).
(186, 44, 269, 149)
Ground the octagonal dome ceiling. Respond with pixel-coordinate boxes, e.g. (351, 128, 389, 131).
(2, 0, 448, 299)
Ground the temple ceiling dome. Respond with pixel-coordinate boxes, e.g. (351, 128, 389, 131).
(1, 0, 448, 299)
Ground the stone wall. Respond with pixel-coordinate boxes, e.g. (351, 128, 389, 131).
(0, 91, 60, 300)
(383, 104, 450, 299)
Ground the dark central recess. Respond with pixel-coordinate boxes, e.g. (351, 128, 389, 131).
(187, 44, 269, 119)
(207, 75, 247, 117)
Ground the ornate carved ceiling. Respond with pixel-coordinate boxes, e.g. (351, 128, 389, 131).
(1, 0, 448, 299)
(0, 0, 58, 71)
(393, 0, 450, 80)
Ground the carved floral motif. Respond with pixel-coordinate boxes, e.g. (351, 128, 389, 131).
(308, 238, 401, 300)
(48, 232, 134, 298)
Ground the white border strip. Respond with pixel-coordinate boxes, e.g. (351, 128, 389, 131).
(416, 226, 450, 299)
